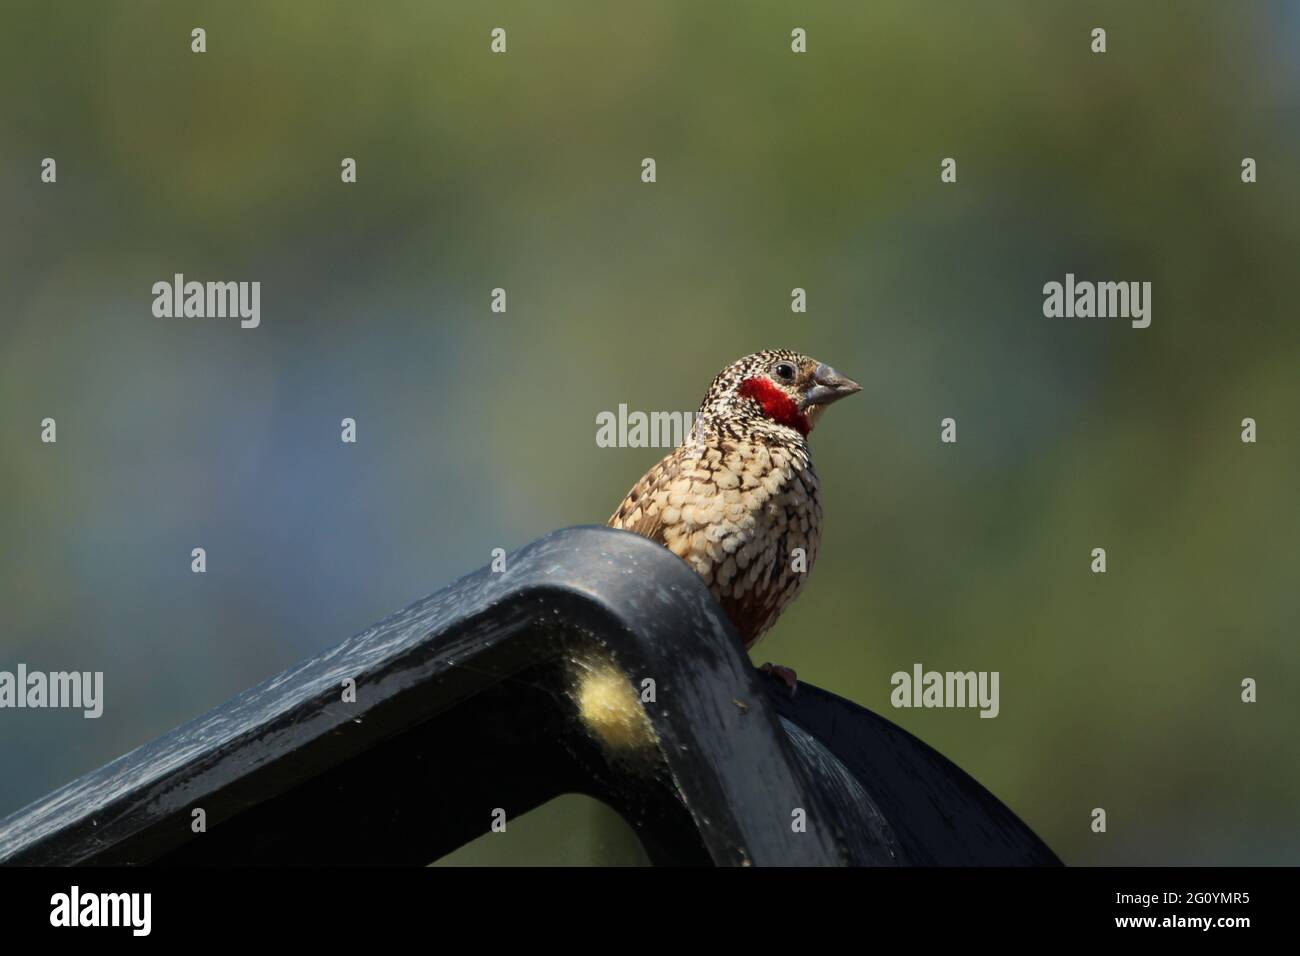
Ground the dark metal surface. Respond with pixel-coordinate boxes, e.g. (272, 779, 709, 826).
(0, 525, 1060, 866)
(772, 682, 1060, 865)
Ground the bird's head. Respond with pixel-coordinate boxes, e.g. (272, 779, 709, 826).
(697, 349, 861, 440)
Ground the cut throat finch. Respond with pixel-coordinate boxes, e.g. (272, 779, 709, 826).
(609, 350, 861, 693)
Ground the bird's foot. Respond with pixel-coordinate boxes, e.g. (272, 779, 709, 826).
(759, 662, 798, 697)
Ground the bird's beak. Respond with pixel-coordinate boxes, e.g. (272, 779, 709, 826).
(803, 363, 862, 408)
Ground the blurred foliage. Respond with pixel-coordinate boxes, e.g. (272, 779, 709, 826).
(434, 795, 649, 867)
(1, 1, 1297, 864)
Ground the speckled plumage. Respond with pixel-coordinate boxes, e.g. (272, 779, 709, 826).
(609, 350, 860, 649)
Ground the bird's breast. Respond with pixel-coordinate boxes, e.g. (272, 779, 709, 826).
(609, 438, 823, 646)
(661, 444, 821, 638)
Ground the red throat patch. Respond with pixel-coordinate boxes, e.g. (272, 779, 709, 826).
(738, 376, 809, 435)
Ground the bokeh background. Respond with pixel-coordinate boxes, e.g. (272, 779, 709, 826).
(1, 1, 1297, 865)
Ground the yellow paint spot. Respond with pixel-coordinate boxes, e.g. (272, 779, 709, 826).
(573, 658, 658, 753)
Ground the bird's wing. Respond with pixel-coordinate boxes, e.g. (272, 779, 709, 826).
(607, 447, 690, 544)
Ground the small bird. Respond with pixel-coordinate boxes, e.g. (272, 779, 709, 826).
(609, 350, 861, 692)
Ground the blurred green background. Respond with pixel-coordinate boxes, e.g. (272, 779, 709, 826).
(1, 1, 1297, 865)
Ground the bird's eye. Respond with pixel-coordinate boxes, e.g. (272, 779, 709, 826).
(773, 362, 796, 382)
